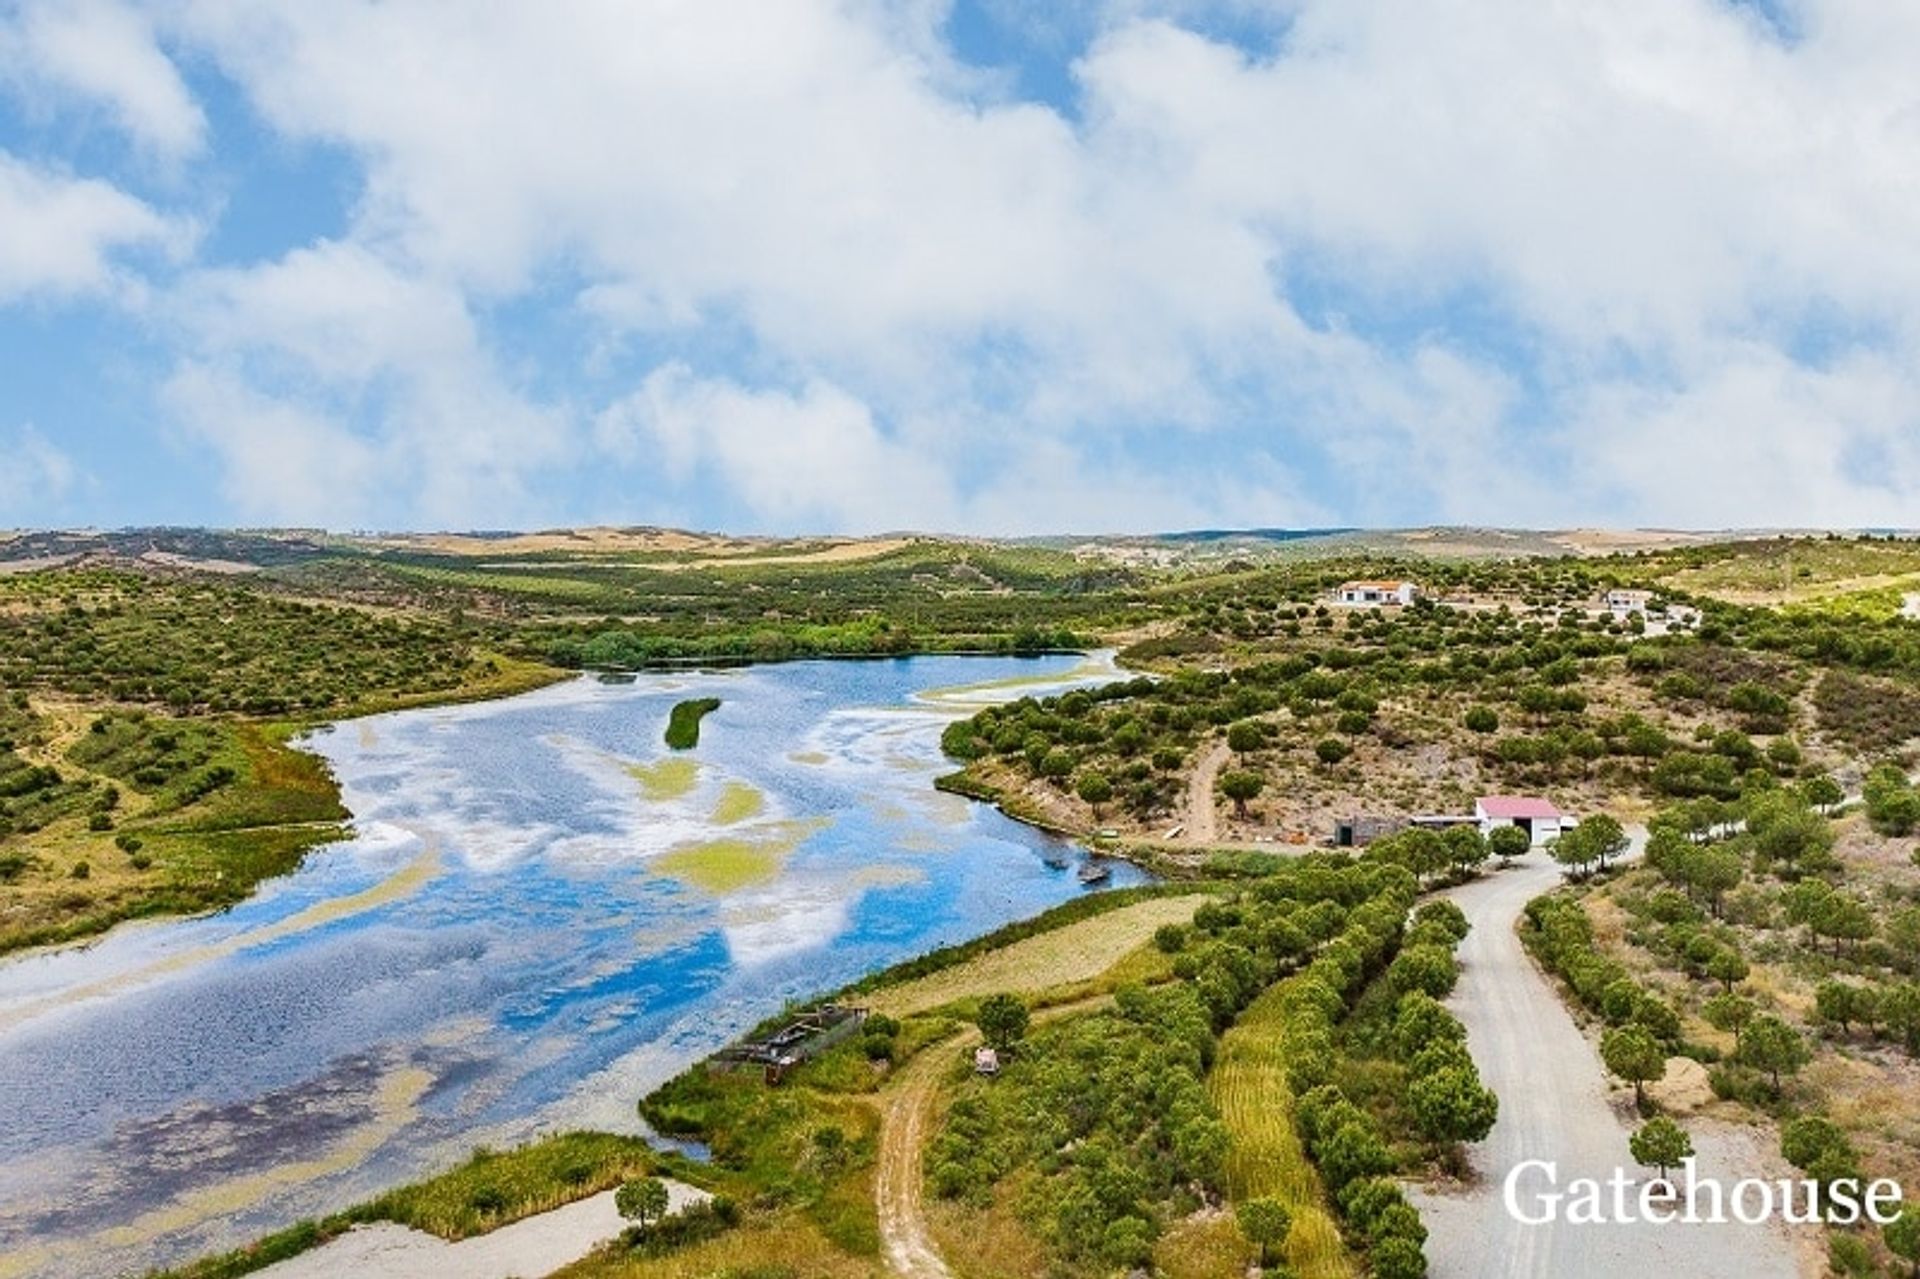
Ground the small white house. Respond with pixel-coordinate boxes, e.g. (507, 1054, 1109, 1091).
(1475, 795, 1569, 847)
(974, 1046, 1001, 1076)
(1334, 579, 1420, 607)
(1602, 589, 1653, 616)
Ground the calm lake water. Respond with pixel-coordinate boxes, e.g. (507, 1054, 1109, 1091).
(0, 653, 1142, 1278)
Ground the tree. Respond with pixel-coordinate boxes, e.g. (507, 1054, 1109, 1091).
(1488, 824, 1531, 866)
(1219, 769, 1264, 817)
(1705, 947, 1749, 993)
(1442, 824, 1489, 877)
(616, 1176, 670, 1227)
(1815, 981, 1868, 1035)
(1464, 705, 1499, 733)
(1780, 1115, 1852, 1173)
(1389, 944, 1459, 998)
(1407, 1065, 1499, 1143)
(1629, 1116, 1693, 1186)
(1738, 1015, 1810, 1095)
(1580, 815, 1630, 872)
(1703, 991, 1757, 1044)
(1314, 737, 1350, 767)
(1227, 720, 1265, 754)
(1799, 776, 1843, 815)
(975, 993, 1030, 1051)
(1075, 771, 1112, 817)
(1885, 1205, 1920, 1278)
(1600, 1025, 1666, 1106)
(1371, 1236, 1428, 1279)
(1881, 983, 1920, 1055)
(1237, 1197, 1292, 1267)
(1679, 845, 1743, 917)
(1551, 826, 1601, 879)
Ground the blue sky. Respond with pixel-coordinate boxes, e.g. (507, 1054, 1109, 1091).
(2, 0, 1918, 535)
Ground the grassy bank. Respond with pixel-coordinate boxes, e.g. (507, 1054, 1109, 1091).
(149, 1133, 679, 1279)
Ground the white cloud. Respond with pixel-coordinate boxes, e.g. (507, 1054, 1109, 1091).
(1, 0, 206, 156)
(598, 365, 959, 531)
(0, 150, 181, 302)
(161, 364, 379, 525)
(130, 0, 1920, 529)
(0, 424, 82, 519)
(166, 240, 575, 527)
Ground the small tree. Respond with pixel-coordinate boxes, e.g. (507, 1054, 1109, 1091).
(1236, 1196, 1292, 1268)
(1464, 705, 1499, 734)
(1629, 1116, 1693, 1187)
(1220, 769, 1264, 817)
(1800, 776, 1843, 815)
(1075, 771, 1112, 817)
(1314, 736, 1350, 767)
(1600, 1024, 1666, 1106)
(1407, 1065, 1499, 1143)
(1885, 1205, 1920, 1278)
(1705, 947, 1749, 993)
(1738, 1014, 1810, 1096)
(1580, 814, 1630, 872)
(975, 993, 1030, 1051)
(1550, 826, 1599, 879)
(1488, 824, 1531, 866)
(616, 1176, 670, 1227)
(1703, 992, 1757, 1045)
(1227, 720, 1265, 754)
(1442, 824, 1489, 877)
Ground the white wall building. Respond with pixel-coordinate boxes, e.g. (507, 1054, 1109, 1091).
(1603, 589, 1653, 616)
(1475, 795, 1570, 847)
(1334, 579, 1419, 607)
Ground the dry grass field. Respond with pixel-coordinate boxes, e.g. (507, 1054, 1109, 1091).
(867, 894, 1206, 1017)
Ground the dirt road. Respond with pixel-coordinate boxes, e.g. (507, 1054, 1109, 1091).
(876, 997, 1116, 1278)
(1410, 839, 1818, 1279)
(876, 1036, 968, 1279)
(1183, 739, 1230, 845)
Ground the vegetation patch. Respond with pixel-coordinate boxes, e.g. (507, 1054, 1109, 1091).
(664, 698, 721, 750)
(655, 838, 787, 894)
(710, 781, 765, 825)
(628, 756, 700, 802)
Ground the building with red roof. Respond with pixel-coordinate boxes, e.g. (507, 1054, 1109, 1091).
(1475, 795, 1569, 847)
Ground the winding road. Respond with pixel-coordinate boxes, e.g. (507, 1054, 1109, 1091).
(1410, 834, 1817, 1279)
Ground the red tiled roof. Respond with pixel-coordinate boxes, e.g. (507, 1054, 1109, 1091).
(1477, 795, 1561, 819)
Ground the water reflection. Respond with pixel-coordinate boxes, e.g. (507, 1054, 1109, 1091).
(0, 653, 1141, 1277)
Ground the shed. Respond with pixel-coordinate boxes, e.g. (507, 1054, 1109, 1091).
(1475, 795, 1568, 847)
(974, 1046, 1001, 1076)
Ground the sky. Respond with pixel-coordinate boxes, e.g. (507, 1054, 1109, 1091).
(1, 0, 1919, 536)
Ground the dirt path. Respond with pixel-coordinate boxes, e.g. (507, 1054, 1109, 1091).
(876, 1032, 969, 1279)
(1183, 738, 1230, 845)
(876, 997, 1114, 1278)
(252, 1180, 709, 1279)
(1410, 836, 1818, 1279)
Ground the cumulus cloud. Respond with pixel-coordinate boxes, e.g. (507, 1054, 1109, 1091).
(167, 241, 575, 526)
(161, 364, 379, 525)
(0, 0, 206, 156)
(0, 424, 82, 519)
(0, 150, 183, 302)
(59, 0, 1920, 528)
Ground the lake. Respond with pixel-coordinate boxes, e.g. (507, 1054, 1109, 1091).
(0, 652, 1143, 1278)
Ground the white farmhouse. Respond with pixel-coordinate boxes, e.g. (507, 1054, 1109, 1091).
(1602, 589, 1653, 617)
(1475, 795, 1570, 848)
(1334, 579, 1419, 607)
